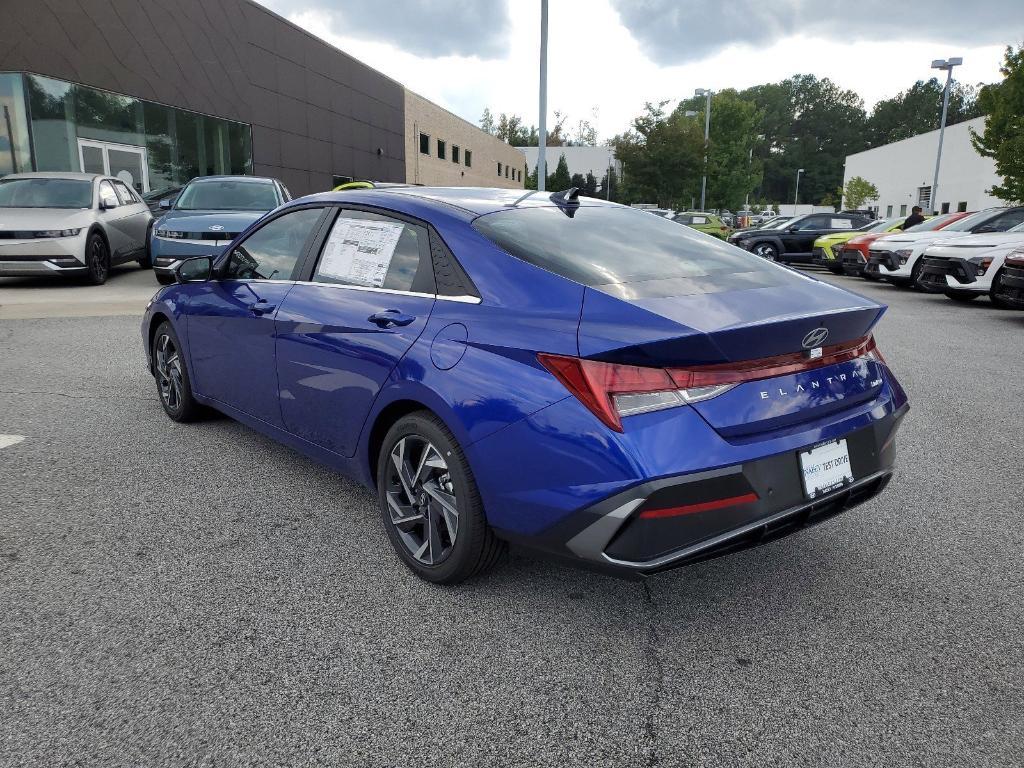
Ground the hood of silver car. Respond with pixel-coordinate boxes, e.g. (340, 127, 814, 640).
(0, 208, 94, 231)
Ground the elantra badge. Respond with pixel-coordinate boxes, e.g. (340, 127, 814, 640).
(802, 327, 829, 349)
(209, 224, 225, 231)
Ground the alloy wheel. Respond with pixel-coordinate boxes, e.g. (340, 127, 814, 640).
(385, 435, 459, 566)
(89, 237, 108, 282)
(155, 332, 184, 411)
(754, 244, 777, 261)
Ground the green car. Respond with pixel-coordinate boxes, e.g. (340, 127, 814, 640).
(812, 217, 905, 273)
(671, 211, 732, 240)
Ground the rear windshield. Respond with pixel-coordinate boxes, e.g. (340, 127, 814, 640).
(0, 178, 92, 209)
(473, 205, 781, 298)
(175, 180, 278, 211)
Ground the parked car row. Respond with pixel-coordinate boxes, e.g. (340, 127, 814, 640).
(727, 211, 873, 263)
(829, 205, 1024, 309)
(0, 171, 290, 285)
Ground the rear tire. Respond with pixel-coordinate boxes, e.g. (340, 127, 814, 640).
(137, 222, 154, 268)
(376, 412, 505, 584)
(944, 290, 979, 302)
(83, 232, 110, 285)
(752, 242, 778, 261)
(152, 321, 203, 422)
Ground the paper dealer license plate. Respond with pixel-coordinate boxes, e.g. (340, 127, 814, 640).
(799, 439, 854, 499)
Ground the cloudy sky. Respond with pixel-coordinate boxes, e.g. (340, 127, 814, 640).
(260, 0, 1020, 140)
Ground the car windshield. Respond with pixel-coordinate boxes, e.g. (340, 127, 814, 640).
(904, 213, 961, 232)
(938, 209, 1001, 232)
(865, 218, 901, 233)
(473, 205, 779, 298)
(0, 178, 92, 209)
(762, 217, 791, 229)
(174, 180, 278, 211)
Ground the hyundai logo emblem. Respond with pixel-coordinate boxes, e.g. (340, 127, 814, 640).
(209, 224, 225, 231)
(802, 327, 829, 349)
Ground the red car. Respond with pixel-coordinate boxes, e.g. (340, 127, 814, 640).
(839, 212, 972, 279)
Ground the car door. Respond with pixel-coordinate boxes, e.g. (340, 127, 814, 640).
(184, 205, 327, 426)
(97, 179, 134, 259)
(111, 180, 151, 261)
(275, 207, 437, 457)
(786, 214, 830, 259)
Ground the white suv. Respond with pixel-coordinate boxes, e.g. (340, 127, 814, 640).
(917, 223, 1024, 306)
(864, 207, 1024, 287)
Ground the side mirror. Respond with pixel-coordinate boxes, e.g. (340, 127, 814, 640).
(787, 226, 800, 233)
(159, 197, 175, 210)
(100, 196, 118, 210)
(175, 255, 213, 284)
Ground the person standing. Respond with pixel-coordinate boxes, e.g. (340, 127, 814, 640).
(902, 205, 925, 230)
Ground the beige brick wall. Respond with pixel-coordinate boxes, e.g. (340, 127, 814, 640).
(404, 90, 525, 189)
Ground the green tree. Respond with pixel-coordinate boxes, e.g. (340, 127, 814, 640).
(840, 176, 879, 209)
(570, 172, 586, 190)
(611, 101, 704, 208)
(547, 153, 572, 191)
(525, 162, 538, 190)
(972, 45, 1024, 204)
(583, 171, 598, 198)
(867, 78, 981, 147)
(479, 108, 495, 135)
(674, 89, 763, 211)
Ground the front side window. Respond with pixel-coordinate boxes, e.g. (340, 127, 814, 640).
(99, 180, 119, 208)
(976, 208, 1024, 233)
(0, 177, 92, 209)
(473, 205, 781, 299)
(113, 180, 137, 205)
(175, 179, 279, 211)
(224, 207, 322, 281)
(311, 210, 433, 293)
(795, 215, 827, 231)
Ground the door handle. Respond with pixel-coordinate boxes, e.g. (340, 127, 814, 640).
(247, 299, 276, 315)
(368, 310, 416, 328)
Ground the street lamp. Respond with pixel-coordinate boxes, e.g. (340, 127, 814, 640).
(695, 88, 713, 211)
(537, 0, 549, 192)
(794, 168, 805, 208)
(930, 56, 962, 214)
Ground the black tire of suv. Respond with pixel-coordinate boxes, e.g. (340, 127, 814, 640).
(990, 272, 1011, 309)
(376, 411, 505, 585)
(152, 321, 203, 422)
(752, 242, 779, 261)
(137, 222, 154, 268)
(84, 232, 110, 285)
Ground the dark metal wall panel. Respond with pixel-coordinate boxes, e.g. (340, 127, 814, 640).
(0, 0, 406, 194)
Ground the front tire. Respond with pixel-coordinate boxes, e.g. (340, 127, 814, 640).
(990, 272, 1012, 309)
(376, 412, 504, 584)
(152, 321, 202, 422)
(752, 242, 778, 261)
(137, 222, 154, 268)
(84, 232, 110, 285)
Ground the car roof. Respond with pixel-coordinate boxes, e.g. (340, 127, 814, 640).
(297, 186, 622, 217)
(2, 171, 101, 182)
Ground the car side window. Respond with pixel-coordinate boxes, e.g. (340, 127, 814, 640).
(223, 207, 323, 281)
(829, 218, 853, 229)
(310, 209, 434, 294)
(98, 180, 118, 208)
(797, 215, 828, 231)
(979, 209, 1024, 233)
(112, 181, 136, 206)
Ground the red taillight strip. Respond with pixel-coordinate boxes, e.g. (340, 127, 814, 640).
(638, 492, 759, 520)
(668, 335, 877, 388)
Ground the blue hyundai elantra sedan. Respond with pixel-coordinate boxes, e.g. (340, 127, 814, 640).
(142, 187, 909, 584)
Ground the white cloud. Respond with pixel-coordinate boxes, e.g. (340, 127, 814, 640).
(278, 0, 1010, 140)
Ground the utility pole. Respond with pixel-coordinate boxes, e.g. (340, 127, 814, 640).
(930, 56, 962, 215)
(537, 0, 549, 192)
(695, 88, 712, 211)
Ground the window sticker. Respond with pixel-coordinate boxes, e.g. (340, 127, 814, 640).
(831, 219, 853, 229)
(319, 217, 404, 287)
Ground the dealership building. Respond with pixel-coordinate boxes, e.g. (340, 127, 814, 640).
(842, 116, 1000, 217)
(0, 0, 523, 196)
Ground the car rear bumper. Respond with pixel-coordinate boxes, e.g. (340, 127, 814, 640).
(472, 361, 909, 577)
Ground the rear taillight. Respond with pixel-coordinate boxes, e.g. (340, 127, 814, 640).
(539, 335, 884, 432)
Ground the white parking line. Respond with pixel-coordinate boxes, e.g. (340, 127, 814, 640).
(0, 435, 26, 450)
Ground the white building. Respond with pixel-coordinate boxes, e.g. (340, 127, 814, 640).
(517, 145, 620, 180)
(842, 116, 1001, 217)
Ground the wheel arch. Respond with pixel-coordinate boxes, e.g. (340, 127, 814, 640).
(86, 223, 110, 254)
(146, 311, 173, 372)
(365, 398, 440, 487)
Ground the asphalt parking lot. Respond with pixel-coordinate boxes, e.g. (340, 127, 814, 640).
(2, 268, 1023, 767)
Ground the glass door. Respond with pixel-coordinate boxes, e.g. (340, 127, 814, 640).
(77, 139, 150, 193)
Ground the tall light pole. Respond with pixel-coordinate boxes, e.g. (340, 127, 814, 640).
(695, 88, 713, 211)
(930, 56, 962, 215)
(794, 168, 805, 208)
(537, 0, 549, 192)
